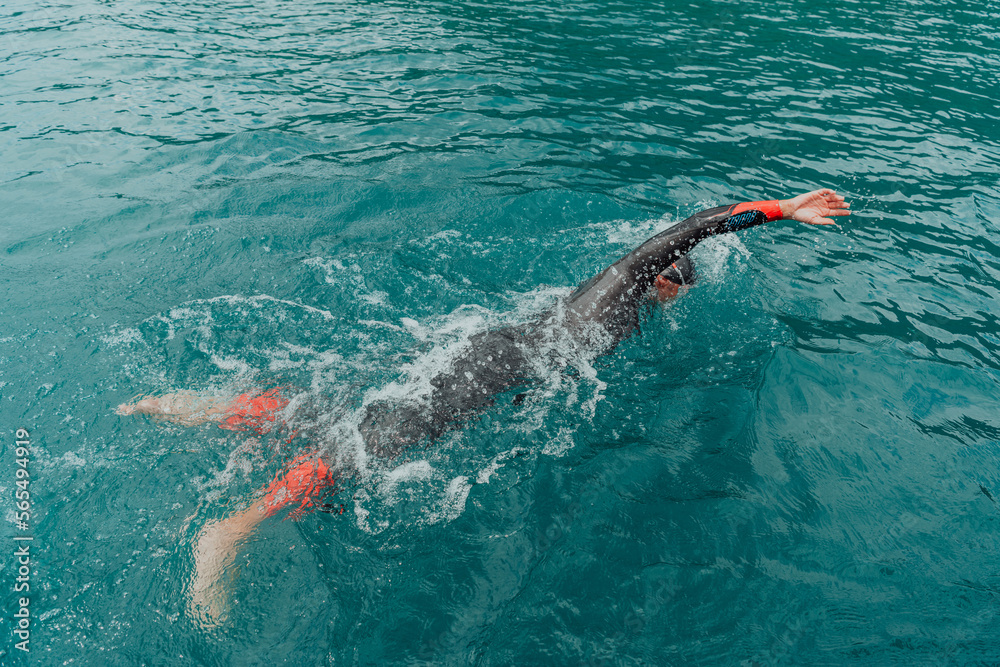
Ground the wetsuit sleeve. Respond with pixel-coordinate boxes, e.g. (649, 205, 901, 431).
(565, 200, 783, 341)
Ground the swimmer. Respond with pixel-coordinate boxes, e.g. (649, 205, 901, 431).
(117, 188, 849, 621)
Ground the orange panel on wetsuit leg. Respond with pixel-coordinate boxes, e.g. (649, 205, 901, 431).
(260, 455, 337, 519)
(218, 388, 289, 434)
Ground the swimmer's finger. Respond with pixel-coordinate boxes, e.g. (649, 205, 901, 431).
(805, 217, 837, 226)
(827, 208, 851, 216)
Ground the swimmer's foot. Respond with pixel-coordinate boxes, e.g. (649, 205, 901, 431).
(188, 518, 241, 625)
(116, 396, 164, 416)
(189, 577, 231, 627)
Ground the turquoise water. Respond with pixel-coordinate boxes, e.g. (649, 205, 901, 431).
(3, 0, 1000, 663)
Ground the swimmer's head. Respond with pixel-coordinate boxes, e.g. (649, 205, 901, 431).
(654, 255, 696, 301)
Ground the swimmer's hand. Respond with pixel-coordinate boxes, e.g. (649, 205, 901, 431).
(780, 189, 851, 226)
(188, 503, 268, 625)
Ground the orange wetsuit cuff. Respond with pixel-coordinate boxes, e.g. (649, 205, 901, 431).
(731, 200, 783, 222)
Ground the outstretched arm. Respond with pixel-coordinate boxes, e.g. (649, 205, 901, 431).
(565, 188, 851, 341)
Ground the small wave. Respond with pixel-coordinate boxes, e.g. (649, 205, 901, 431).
(197, 293, 337, 322)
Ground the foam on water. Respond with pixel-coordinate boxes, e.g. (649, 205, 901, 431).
(427, 476, 473, 524)
(192, 436, 267, 504)
(694, 233, 752, 283)
(476, 447, 528, 485)
(99, 327, 144, 348)
(199, 294, 338, 321)
(540, 426, 576, 457)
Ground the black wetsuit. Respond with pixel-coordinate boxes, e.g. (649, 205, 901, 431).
(359, 201, 779, 459)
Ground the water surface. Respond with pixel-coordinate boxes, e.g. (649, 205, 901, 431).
(2, 0, 1000, 664)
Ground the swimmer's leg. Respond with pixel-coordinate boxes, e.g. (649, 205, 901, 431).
(116, 391, 240, 427)
(189, 501, 268, 624)
(188, 455, 337, 623)
(117, 388, 289, 433)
